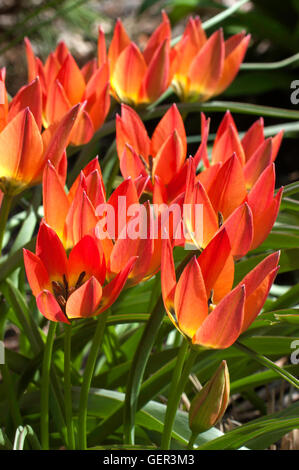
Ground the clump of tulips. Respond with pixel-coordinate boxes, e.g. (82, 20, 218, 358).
(0, 6, 296, 453)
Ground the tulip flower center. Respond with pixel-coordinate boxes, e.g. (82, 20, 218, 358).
(51, 271, 86, 313)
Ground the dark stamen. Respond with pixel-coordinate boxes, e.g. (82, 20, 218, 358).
(75, 271, 86, 289)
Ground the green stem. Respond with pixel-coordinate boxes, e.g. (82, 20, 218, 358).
(161, 342, 198, 449)
(123, 252, 197, 445)
(0, 194, 13, 255)
(187, 432, 197, 450)
(41, 321, 57, 450)
(235, 341, 299, 389)
(64, 323, 75, 450)
(78, 311, 109, 450)
(123, 296, 165, 445)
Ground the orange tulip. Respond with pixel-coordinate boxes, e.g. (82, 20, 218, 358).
(0, 82, 79, 196)
(184, 157, 253, 258)
(161, 230, 280, 349)
(206, 111, 283, 190)
(116, 103, 208, 204)
(43, 157, 105, 250)
(171, 16, 250, 102)
(43, 158, 161, 285)
(23, 221, 136, 323)
(24, 37, 110, 145)
(108, 12, 171, 106)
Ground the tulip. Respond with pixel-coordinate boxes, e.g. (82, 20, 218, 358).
(171, 16, 250, 102)
(204, 154, 283, 250)
(208, 111, 283, 190)
(108, 12, 171, 106)
(161, 230, 280, 349)
(116, 103, 208, 204)
(24, 38, 110, 145)
(184, 157, 253, 258)
(43, 156, 142, 248)
(43, 158, 162, 286)
(189, 361, 229, 436)
(0, 99, 79, 196)
(23, 222, 136, 323)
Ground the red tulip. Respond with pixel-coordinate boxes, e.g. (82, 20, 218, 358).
(23, 222, 136, 323)
(116, 103, 208, 204)
(209, 111, 283, 189)
(161, 230, 279, 349)
(24, 38, 110, 145)
(0, 81, 79, 196)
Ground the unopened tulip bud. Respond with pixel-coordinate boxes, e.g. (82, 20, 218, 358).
(189, 360, 230, 437)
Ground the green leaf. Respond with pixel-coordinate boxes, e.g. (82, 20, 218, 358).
(197, 417, 299, 450)
(264, 284, 299, 311)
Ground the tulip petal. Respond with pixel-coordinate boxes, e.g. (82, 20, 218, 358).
(140, 40, 170, 103)
(108, 19, 131, 76)
(241, 117, 264, 162)
(111, 43, 147, 104)
(212, 123, 245, 166)
(151, 103, 186, 159)
(69, 107, 94, 146)
(193, 284, 245, 349)
(143, 11, 171, 64)
(68, 235, 106, 287)
(8, 78, 42, 130)
(240, 252, 280, 331)
(244, 138, 272, 189)
(56, 54, 85, 105)
(0, 107, 43, 186)
(37, 290, 69, 323)
(116, 104, 150, 161)
(161, 237, 176, 311)
(120, 145, 147, 180)
(36, 221, 68, 281)
(208, 153, 247, 218)
(98, 256, 137, 314)
(43, 161, 70, 240)
(65, 188, 98, 247)
(23, 249, 50, 296)
(45, 79, 71, 126)
(248, 164, 283, 249)
(174, 256, 208, 337)
(42, 104, 80, 168)
(153, 130, 185, 185)
(198, 228, 234, 302)
(215, 33, 250, 95)
(66, 276, 102, 319)
(221, 202, 253, 259)
(188, 29, 224, 100)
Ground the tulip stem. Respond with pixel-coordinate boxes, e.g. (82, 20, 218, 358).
(161, 342, 198, 450)
(64, 323, 75, 450)
(187, 432, 197, 450)
(0, 193, 13, 256)
(235, 341, 299, 389)
(41, 321, 57, 450)
(123, 252, 196, 446)
(78, 311, 109, 450)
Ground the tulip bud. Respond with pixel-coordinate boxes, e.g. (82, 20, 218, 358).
(189, 360, 230, 436)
